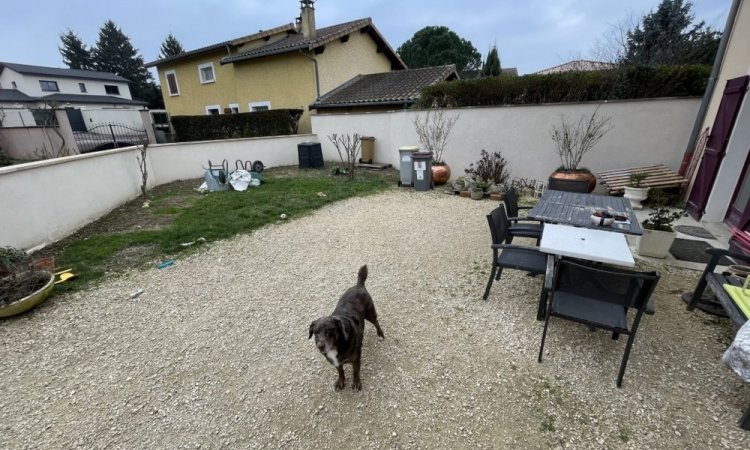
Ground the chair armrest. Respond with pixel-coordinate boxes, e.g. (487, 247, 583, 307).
(517, 205, 533, 210)
(508, 216, 544, 225)
(705, 247, 750, 266)
(544, 255, 555, 291)
(491, 244, 541, 252)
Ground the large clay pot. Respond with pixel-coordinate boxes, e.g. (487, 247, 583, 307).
(431, 164, 451, 186)
(549, 170, 596, 193)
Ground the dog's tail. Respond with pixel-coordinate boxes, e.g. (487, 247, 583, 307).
(357, 265, 368, 286)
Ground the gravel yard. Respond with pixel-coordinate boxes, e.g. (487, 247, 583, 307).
(1, 188, 748, 449)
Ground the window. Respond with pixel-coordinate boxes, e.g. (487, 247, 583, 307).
(198, 62, 216, 84)
(11, 81, 17, 89)
(228, 103, 240, 114)
(31, 109, 58, 126)
(79, 83, 87, 93)
(165, 70, 179, 96)
(205, 105, 221, 115)
(39, 80, 59, 92)
(248, 101, 271, 112)
(105, 85, 120, 95)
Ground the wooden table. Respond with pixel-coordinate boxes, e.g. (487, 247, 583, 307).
(528, 190, 643, 235)
(540, 224, 635, 267)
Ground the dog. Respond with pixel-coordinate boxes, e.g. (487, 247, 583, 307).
(308, 265, 384, 391)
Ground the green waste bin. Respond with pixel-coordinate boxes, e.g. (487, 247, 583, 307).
(412, 152, 433, 191)
(398, 146, 418, 186)
(360, 136, 375, 164)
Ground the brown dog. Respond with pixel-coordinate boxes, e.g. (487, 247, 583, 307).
(308, 265, 384, 391)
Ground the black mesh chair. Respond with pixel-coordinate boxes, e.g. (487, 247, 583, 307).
(538, 258, 660, 387)
(484, 205, 553, 312)
(547, 177, 589, 193)
(503, 187, 543, 245)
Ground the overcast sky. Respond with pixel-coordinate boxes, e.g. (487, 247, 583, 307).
(0, 0, 731, 76)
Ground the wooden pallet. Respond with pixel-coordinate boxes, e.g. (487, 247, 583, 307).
(597, 164, 688, 195)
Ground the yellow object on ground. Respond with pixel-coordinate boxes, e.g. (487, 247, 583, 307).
(724, 284, 750, 318)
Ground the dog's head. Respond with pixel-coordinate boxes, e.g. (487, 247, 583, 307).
(308, 316, 348, 355)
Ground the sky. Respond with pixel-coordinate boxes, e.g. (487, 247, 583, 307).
(0, 0, 731, 76)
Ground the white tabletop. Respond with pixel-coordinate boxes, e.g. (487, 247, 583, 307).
(540, 223, 635, 267)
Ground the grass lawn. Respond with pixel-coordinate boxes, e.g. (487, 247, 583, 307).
(46, 165, 398, 294)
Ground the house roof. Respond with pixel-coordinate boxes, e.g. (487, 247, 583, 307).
(0, 62, 129, 82)
(533, 60, 617, 75)
(38, 93, 147, 106)
(310, 65, 458, 110)
(0, 89, 37, 103)
(144, 23, 297, 68)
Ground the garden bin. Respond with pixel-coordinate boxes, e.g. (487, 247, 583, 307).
(412, 151, 433, 191)
(398, 146, 418, 186)
(360, 136, 375, 164)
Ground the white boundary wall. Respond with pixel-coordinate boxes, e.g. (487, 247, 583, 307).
(311, 98, 701, 182)
(0, 134, 315, 250)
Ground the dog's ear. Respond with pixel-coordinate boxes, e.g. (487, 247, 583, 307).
(308, 320, 316, 339)
(334, 317, 348, 342)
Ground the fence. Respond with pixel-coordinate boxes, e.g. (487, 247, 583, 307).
(73, 122, 148, 153)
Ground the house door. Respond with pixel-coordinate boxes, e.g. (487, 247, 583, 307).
(686, 76, 749, 219)
(726, 149, 750, 229)
(65, 108, 87, 132)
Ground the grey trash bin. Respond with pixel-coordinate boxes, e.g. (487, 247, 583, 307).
(411, 152, 433, 191)
(398, 146, 419, 186)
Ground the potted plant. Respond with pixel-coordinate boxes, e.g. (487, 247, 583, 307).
(413, 108, 459, 186)
(0, 246, 55, 318)
(471, 181, 487, 200)
(452, 176, 466, 192)
(624, 172, 650, 209)
(635, 191, 688, 258)
(465, 149, 510, 195)
(549, 107, 612, 193)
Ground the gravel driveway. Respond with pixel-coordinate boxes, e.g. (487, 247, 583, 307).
(1, 188, 748, 449)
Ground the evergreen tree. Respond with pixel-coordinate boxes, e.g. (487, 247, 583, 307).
(59, 29, 92, 70)
(159, 33, 185, 59)
(622, 0, 721, 66)
(90, 20, 161, 107)
(481, 45, 502, 77)
(397, 26, 482, 77)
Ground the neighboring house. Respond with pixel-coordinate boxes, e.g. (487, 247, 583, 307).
(309, 65, 458, 113)
(145, 1, 405, 133)
(682, 0, 750, 252)
(533, 60, 617, 75)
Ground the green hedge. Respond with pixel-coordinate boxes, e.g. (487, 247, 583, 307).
(171, 109, 303, 142)
(417, 65, 711, 108)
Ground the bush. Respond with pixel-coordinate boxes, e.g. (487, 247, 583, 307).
(417, 65, 711, 108)
(171, 109, 303, 142)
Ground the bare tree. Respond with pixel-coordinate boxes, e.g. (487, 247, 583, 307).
(328, 133, 361, 180)
(136, 141, 149, 197)
(412, 109, 459, 165)
(551, 106, 613, 171)
(589, 14, 637, 64)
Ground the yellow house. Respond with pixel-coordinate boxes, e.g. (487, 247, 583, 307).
(145, 1, 405, 133)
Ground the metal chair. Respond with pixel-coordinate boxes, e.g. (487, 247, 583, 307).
(538, 258, 660, 387)
(503, 187, 543, 245)
(547, 177, 589, 193)
(484, 206, 553, 311)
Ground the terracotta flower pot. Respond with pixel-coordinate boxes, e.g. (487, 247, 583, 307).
(549, 170, 596, 193)
(431, 164, 451, 185)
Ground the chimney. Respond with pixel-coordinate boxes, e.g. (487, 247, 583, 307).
(299, 0, 316, 38)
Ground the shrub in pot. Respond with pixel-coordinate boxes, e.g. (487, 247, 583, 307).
(624, 172, 650, 209)
(0, 246, 55, 317)
(636, 191, 688, 258)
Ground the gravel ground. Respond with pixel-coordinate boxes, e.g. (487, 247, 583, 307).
(1, 188, 749, 449)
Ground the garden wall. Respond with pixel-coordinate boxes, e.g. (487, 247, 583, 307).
(311, 98, 701, 183)
(0, 134, 315, 250)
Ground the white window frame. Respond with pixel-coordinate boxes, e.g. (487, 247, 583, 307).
(198, 62, 216, 84)
(165, 70, 180, 96)
(228, 103, 240, 113)
(205, 104, 221, 115)
(248, 101, 271, 112)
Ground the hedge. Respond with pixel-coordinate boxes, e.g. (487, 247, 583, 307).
(171, 109, 303, 142)
(417, 65, 711, 108)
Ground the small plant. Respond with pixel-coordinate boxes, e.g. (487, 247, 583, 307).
(328, 133, 361, 180)
(473, 181, 489, 192)
(628, 172, 649, 188)
(452, 176, 466, 190)
(551, 107, 612, 171)
(0, 246, 30, 276)
(412, 108, 459, 165)
(642, 190, 687, 232)
(0, 246, 50, 308)
(464, 149, 510, 185)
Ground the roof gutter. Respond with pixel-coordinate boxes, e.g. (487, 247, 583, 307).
(311, 99, 415, 110)
(679, 0, 741, 175)
(298, 49, 320, 100)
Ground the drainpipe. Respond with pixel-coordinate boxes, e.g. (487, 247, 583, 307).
(299, 49, 320, 99)
(679, 0, 741, 175)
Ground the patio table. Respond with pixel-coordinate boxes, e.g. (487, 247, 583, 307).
(527, 190, 643, 235)
(539, 224, 635, 267)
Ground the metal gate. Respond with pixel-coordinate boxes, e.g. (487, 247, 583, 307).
(74, 122, 148, 154)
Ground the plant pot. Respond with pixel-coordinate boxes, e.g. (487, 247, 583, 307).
(549, 170, 596, 193)
(624, 186, 650, 210)
(0, 271, 54, 318)
(636, 229, 676, 258)
(470, 189, 484, 200)
(432, 164, 451, 185)
(489, 183, 503, 194)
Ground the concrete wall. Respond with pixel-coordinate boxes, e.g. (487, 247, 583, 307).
(0, 126, 67, 159)
(0, 134, 315, 250)
(80, 109, 145, 129)
(311, 98, 701, 183)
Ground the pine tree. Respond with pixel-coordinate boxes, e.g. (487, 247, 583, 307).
(397, 26, 482, 77)
(481, 45, 502, 77)
(90, 20, 159, 106)
(159, 33, 185, 59)
(59, 29, 92, 70)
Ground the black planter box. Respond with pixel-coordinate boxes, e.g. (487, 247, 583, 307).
(298, 142, 323, 168)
